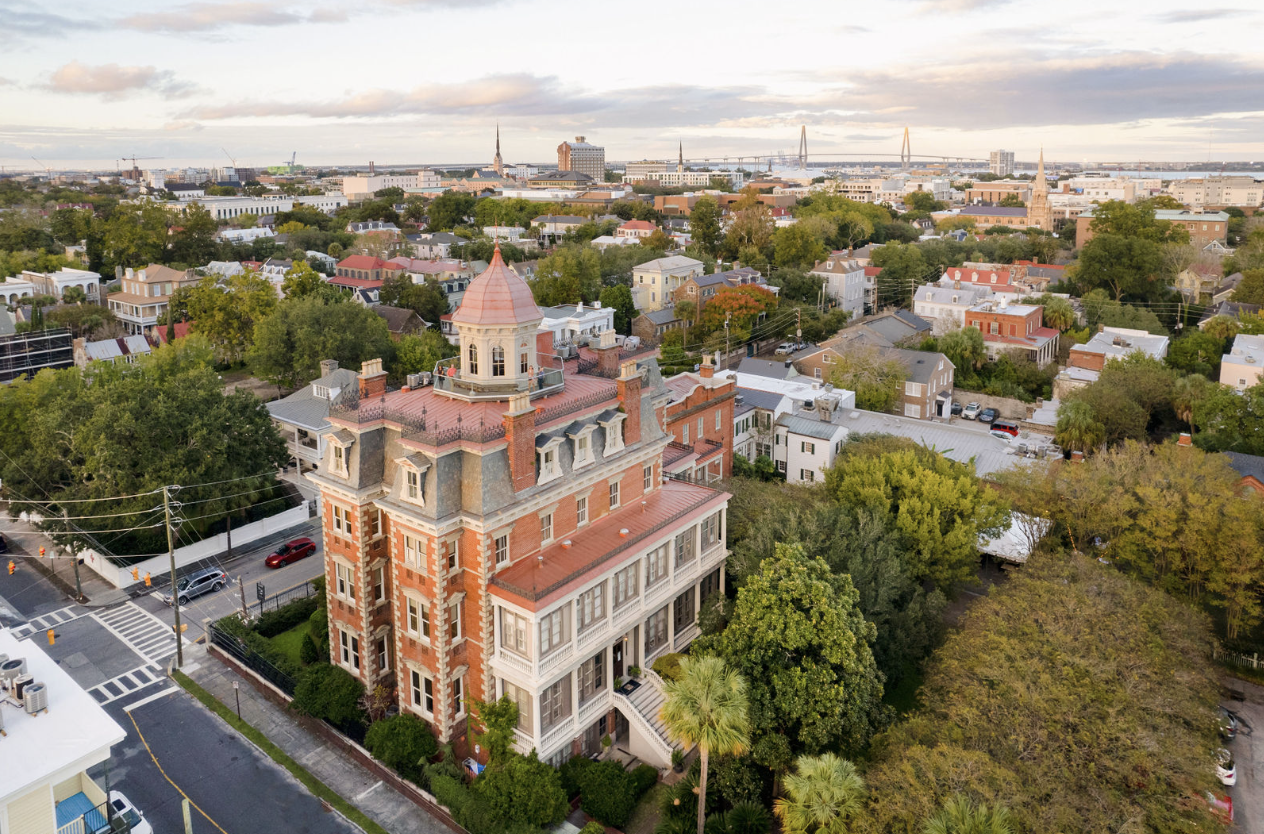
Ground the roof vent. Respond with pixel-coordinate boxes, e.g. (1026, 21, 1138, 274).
(0, 657, 27, 686)
(619, 528, 630, 538)
(13, 673, 33, 702)
(562, 540, 573, 549)
(23, 682, 48, 714)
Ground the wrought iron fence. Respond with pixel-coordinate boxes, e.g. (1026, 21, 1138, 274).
(208, 620, 297, 694)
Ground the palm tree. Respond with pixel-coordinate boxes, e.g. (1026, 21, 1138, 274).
(774, 753, 865, 834)
(923, 795, 1015, 834)
(660, 656, 751, 834)
(1172, 373, 1211, 434)
(1054, 399, 1105, 455)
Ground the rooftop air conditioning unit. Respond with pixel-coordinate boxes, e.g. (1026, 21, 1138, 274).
(407, 373, 424, 388)
(0, 658, 26, 688)
(23, 682, 47, 715)
(13, 674, 33, 703)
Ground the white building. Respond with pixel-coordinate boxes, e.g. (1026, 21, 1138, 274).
(539, 302, 616, 349)
(622, 170, 744, 189)
(913, 284, 992, 335)
(0, 628, 128, 834)
(183, 193, 347, 221)
(483, 226, 528, 242)
(20, 268, 101, 303)
(1, 276, 39, 305)
(989, 150, 1015, 177)
(217, 226, 275, 243)
(809, 256, 865, 317)
(632, 256, 705, 312)
(342, 171, 440, 199)
(1220, 334, 1264, 392)
(1167, 176, 1264, 209)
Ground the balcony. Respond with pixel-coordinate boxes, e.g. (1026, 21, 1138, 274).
(540, 715, 576, 753)
(432, 353, 565, 402)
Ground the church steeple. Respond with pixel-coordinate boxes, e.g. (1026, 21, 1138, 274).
(492, 123, 504, 176)
(1028, 146, 1052, 231)
(677, 141, 683, 174)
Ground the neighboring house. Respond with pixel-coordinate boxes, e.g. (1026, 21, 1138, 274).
(335, 255, 402, 282)
(532, 214, 587, 244)
(632, 305, 684, 346)
(509, 261, 539, 281)
(306, 250, 337, 271)
(203, 260, 245, 277)
(1175, 262, 1224, 302)
(672, 268, 767, 316)
(152, 320, 193, 344)
(407, 232, 461, 259)
(943, 266, 1015, 292)
(1220, 334, 1264, 392)
(0, 629, 127, 834)
(963, 299, 1059, 367)
(1225, 451, 1264, 496)
(912, 284, 991, 335)
(483, 226, 528, 242)
(540, 302, 615, 350)
(662, 359, 736, 483)
(857, 309, 932, 344)
(632, 255, 705, 312)
(217, 226, 275, 243)
(810, 257, 865, 317)
(347, 220, 401, 235)
(590, 235, 639, 251)
(388, 258, 475, 283)
(106, 264, 200, 335)
(260, 257, 293, 289)
(1212, 272, 1246, 304)
(1199, 300, 1261, 329)
(308, 248, 728, 770)
(373, 305, 426, 337)
(793, 344, 955, 420)
(72, 335, 152, 367)
(775, 409, 849, 484)
(1057, 326, 1171, 395)
(353, 287, 381, 306)
(1076, 208, 1230, 249)
(20, 267, 102, 303)
(732, 386, 788, 462)
(615, 220, 657, 239)
(266, 359, 359, 468)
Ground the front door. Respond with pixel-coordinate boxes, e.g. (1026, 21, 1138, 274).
(612, 638, 624, 679)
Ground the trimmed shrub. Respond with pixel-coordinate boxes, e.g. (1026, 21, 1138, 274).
(579, 761, 638, 828)
(290, 664, 365, 730)
(630, 763, 659, 798)
(651, 652, 685, 682)
(725, 802, 771, 834)
(256, 595, 319, 637)
(299, 632, 320, 665)
(308, 604, 329, 655)
(474, 751, 568, 827)
(364, 714, 438, 781)
(580, 822, 606, 834)
(430, 774, 469, 814)
(560, 754, 594, 799)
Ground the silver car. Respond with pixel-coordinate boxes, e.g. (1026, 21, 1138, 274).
(162, 567, 228, 606)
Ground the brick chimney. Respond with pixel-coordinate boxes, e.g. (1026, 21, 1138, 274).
(699, 353, 714, 379)
(617, 360, 642, 445)
(1177, 432, 1192, 447)
(596, 329, 621, 377)
(358, 358, 387, 399)
(503, 393, 537, 492)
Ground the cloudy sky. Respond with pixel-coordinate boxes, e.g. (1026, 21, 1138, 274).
(3, 0, 1263, 171)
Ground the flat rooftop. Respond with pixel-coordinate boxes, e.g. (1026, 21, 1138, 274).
(0, 628, 126, 805)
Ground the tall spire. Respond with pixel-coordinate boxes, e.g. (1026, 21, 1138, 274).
(677, 141, 683, 174)
(1029, 146, 1051, 231)
(492, 123, 504, 176)
(496, 123, 501, 155)
(1035, 146, 1046, 191)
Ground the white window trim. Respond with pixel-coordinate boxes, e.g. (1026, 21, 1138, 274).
(568, 424, 599, 471)
(443, 533, 462, 576)
(333, 558, 357, 604)
(404, 593, 432, 643)
(492, 524, 512, 567)
(396, 455, 431, 507)
(537, 437, 565, 484)
(600, 413, 627, 457)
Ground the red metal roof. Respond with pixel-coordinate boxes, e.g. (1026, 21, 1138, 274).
(337, 255, 391, 270)
(489, 479, 729, 610)
(328, 276, 383, 289)
(618, 220, 656, 231)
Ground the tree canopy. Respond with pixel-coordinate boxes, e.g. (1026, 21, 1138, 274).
(247, 295, 395, 390)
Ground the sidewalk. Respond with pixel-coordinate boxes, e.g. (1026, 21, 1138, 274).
(183, 648, 455, 834)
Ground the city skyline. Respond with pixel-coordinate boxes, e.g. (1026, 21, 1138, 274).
(3, 0, 1264, 170)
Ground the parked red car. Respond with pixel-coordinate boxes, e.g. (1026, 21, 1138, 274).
(265, 537, 317, 568)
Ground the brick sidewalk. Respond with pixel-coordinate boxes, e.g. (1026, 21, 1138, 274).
(182, 647, 458, 834)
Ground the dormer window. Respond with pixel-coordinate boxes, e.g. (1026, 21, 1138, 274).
(600, 413, 626, 456)
(569, 425, 598, 471)
(332, 445, 348, 475)
(397, 455, 431, 506)
(538, 437, 564, 484)
(328, 431, 354, 476)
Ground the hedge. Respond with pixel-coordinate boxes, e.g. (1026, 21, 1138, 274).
(256, 595, 320, 638)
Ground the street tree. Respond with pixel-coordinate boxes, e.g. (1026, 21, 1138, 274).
(281, 260, 328, 298)
(186, 270, 278, 364)
(599, 284, 637, 335)
(689, 197, 722, 256)
(938, 327, 986, 372)
(826, 347, 907, 412)
(248, 296, 395, 390)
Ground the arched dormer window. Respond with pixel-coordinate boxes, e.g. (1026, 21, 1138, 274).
(467, 343, 479, 375)
(492, 345, 506, 377)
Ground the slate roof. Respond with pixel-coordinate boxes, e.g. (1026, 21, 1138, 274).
(778, 413, 848, 441)
(639, 307, 680, 325)
(373, 305, 426, 333)
(886, 347, 953, 385)
(1225, 452, 1264, 485)
(266, 368, 359, 431)
(0, 308, 14, 337)
(634, 256, 704, 273)
(737, 357, 797, 380)
(735, 386, 786, 413)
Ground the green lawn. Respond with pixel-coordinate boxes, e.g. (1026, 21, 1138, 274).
(267, 623, 309, 667)
(624, 783, 667, 834)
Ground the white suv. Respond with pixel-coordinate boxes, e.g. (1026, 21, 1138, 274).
(962, 402, 982, 420)
(162, 567, 228, 606)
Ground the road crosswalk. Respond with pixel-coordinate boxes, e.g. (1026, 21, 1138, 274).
(9, 604, 88, 639)
(88, 664, 165, 705)
(91, 602, 179, 666)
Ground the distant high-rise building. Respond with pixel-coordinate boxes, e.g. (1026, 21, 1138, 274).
(557, 136, 605, 182)
(493, 124, 504, 177)
(989, 150, 1015, 177)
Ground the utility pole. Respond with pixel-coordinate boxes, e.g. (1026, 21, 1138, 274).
(795, 308, 802, 344)
(724, 312, 732, 366)
(238, 576, 248, 620)
(164, 485, 184, 668)
(62, 509, 82, 601)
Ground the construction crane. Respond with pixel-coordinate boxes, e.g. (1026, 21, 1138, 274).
(119, 154, 161, 179)
(290, 151, 297, 169)
(30, 156, 50, 175)
(221, 148, 236, 167)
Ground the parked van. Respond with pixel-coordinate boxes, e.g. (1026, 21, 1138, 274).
(989, 419, 1020, 438)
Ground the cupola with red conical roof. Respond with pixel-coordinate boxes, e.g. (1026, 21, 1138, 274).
(446, 243, 547, 398)
(451, 242, 542, 327)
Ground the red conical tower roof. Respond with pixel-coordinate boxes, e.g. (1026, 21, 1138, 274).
(450, 243, 542, 327)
